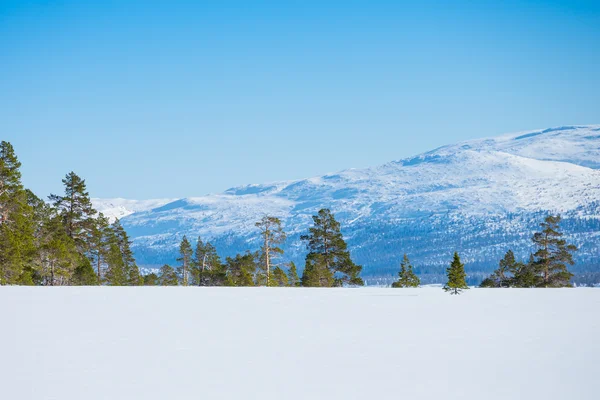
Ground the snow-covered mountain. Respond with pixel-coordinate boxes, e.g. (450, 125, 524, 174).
(93, 125, 600, 283)
(91, 198, 176, 221)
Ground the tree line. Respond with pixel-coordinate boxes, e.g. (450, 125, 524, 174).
(0, 140, 579, 289)
(0, 141, 364, 287)
(389, 214, 579, 293)
(145, 208, 364, 287)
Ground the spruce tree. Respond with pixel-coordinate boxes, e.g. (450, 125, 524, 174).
(392, 254, 420, 288)
(177, 236, 193, 286)
(255, 216, 286, 286)
(286, 261, 300, 287)
(300, 209, 363, 286)
(531, 215, 577, 287)
(444, 252, 469, 295)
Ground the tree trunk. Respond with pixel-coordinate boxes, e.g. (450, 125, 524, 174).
(97, 254, 101, 283)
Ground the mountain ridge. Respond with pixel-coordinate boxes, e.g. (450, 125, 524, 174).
(93, 125, 600, 284)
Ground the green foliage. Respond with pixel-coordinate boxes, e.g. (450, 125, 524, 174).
(225, 252, 257, 286)
(300, 209, 363, 287)
(444, 252, 469, 294)
(480, 216, 577, 288)
(177, 236, 193, 286)
(271, 266, 288, 287)
(286, 262, 300, 287)
(256, 216, 286, 286)
(159, 264, 179, 286)
(72, 256, 98, 286)
(531, 215, 576, 287)
(192, 238, 225, 286)
(48, 172, 97, 250)
(0, 141, 37, 285)
(0, 142, 146, 287)
(301, 254, 334, 287)
(480, 250, 523, 288)
(391, 254, 420, 288)
(143, 273, 159, 286)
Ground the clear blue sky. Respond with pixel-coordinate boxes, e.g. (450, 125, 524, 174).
(2, 0, 599, 199)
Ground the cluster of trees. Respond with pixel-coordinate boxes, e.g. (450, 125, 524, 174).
(145, 209, 364, 287)
(389, 214, 578, 293)
(0, 140, 364, 287)
(0, 141, 141, 285)
(0, 140, 579, 290)
(480, 215, 577, 288)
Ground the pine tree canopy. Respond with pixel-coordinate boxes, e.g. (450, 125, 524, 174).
(300, 209, 363, 287)
(531, 215, 577, 287)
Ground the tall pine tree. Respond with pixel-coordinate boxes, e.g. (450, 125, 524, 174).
(300, 209, 363, 287)
(0, 141, 36, 285)
(255, 216, 286, 286)
(192, 238, 224, 286)
(177, 236, 193, 286)
(48, 172, 97, 251)
(531, 215, 577, 287)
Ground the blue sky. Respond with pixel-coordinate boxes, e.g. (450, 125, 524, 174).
(1, 0, 599, 199)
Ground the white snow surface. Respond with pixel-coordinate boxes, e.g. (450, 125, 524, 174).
(91, 125, 600, 247)
(3, 287, 599, 399)
(91, 197, 176, 222)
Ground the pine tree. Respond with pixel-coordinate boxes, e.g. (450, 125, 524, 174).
(300, 209, 363, 287)
(255, 216, 286, 286)
(444, 252, 469, 295)
(192, 238, 224, 286)
(48, 172, 97, 250)
(225, 252, 257, 286)
(37, 212, 79, 285)
(111, 219, 141, 285)
(531, 215, 577, 287)
(0, 141, 24, 225)
(286, 261, 300, 287)
(511, 254, 539, 288)
(271, 266, 288, 287)
(301, 254, 334, 287)
(88, 214, 111, 283)
(143, 272, 159, 286)
(159, 264, 179, 286)
(392, 254, 420, 288)
(480, 250, 523, 288)
(177, 236, 193, 286)
(72, 255, 99, 285)
(105, 242, 127, 286)
(0, 142, 36, 285)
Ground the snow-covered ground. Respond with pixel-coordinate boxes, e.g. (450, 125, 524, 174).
(3, 287, 599, 399)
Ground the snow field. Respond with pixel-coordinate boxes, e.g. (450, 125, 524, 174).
(2, 287, 599, 399)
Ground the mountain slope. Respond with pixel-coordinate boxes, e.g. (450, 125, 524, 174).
(94, 125, 600, 284)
